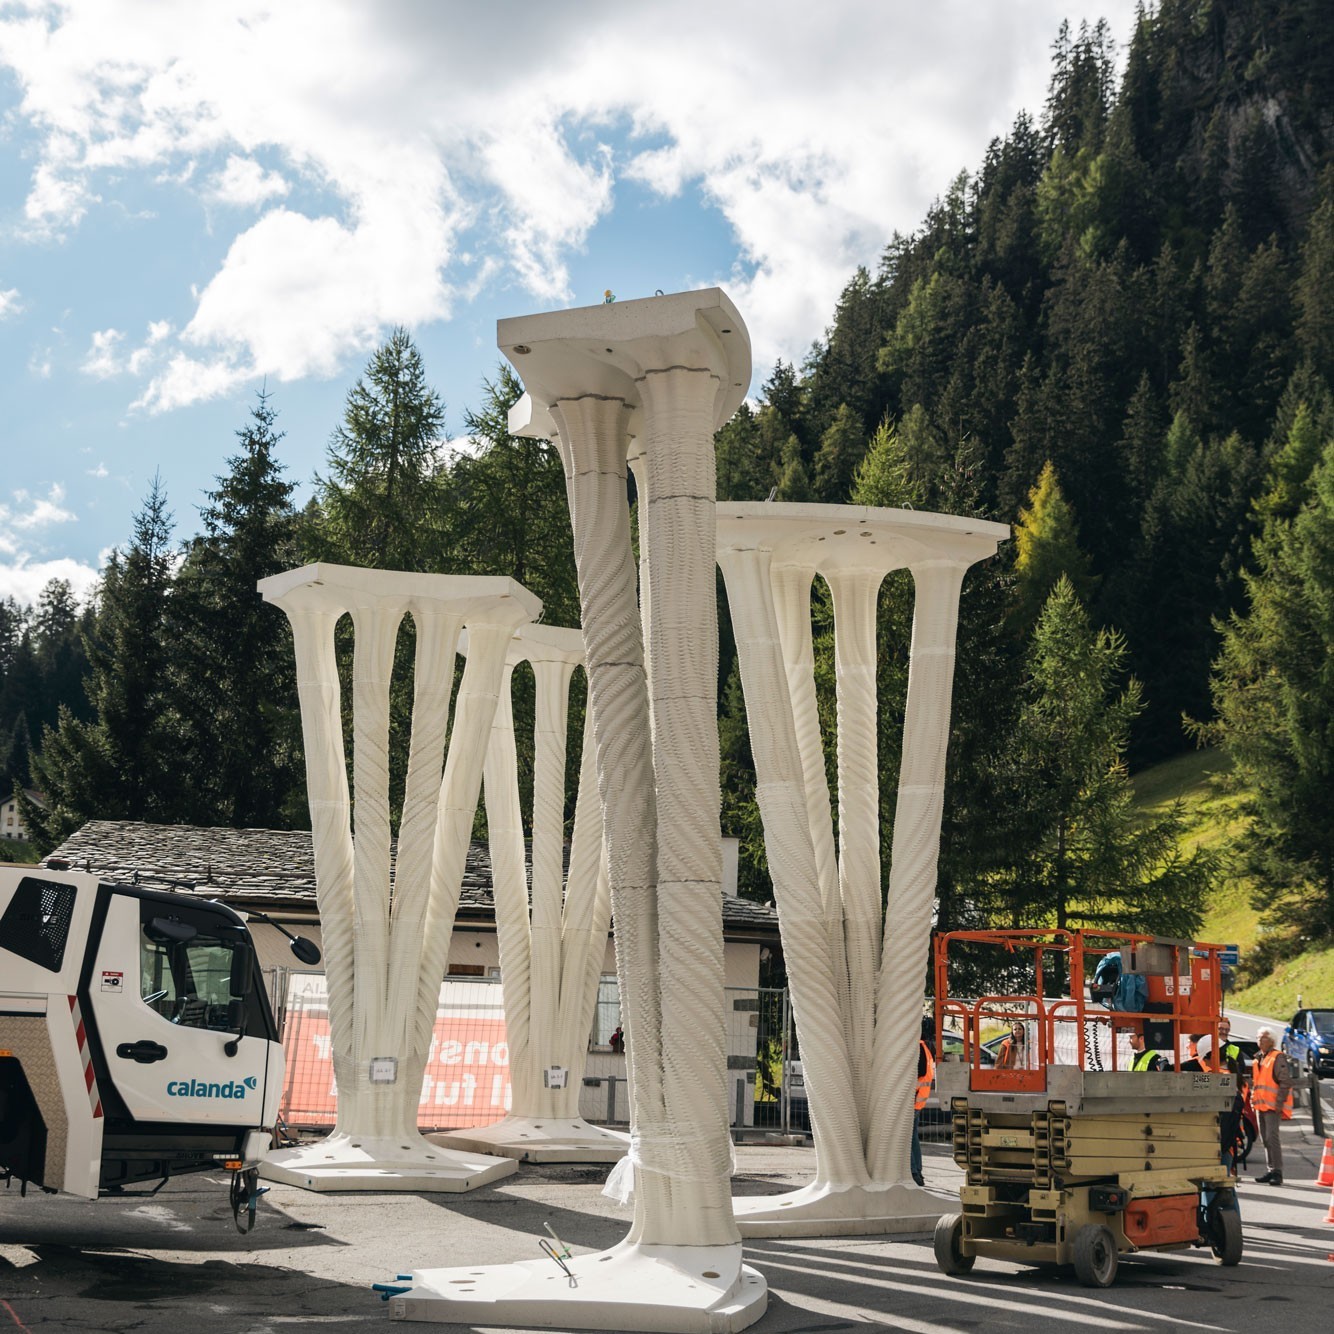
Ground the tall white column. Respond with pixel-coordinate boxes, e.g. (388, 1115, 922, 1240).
(431, 624, 625, 1161)
(718, 505, 1007, 1237)
(394, 290, 766, 1332)
(257, 563, 539, 1192)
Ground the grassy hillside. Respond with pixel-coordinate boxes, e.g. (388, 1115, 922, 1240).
(1131, 748, 1333, 1018)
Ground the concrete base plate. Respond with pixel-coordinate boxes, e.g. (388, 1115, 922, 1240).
(428, 1115, 630, 1163)
(732, 1179, 949, 1237)
(260, 1131, 517, 1193)
(386, 1240, 766, 1331)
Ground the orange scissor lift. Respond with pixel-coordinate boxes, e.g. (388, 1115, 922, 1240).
(931, 929, 1242, 1287)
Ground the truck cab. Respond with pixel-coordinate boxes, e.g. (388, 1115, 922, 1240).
(0, 868, 290, 1199)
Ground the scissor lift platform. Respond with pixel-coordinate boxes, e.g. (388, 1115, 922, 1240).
(931, 931, 1243, 1287)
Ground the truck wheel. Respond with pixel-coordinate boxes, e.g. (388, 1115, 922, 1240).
(1072, 1224, 1118, 1288)
(1207, 1202, 1243, 1266)
(933, 1213, 975, 1275)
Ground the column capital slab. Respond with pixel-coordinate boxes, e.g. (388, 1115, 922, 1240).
(716, 503, 1009, 576)
(499, 288, 750, 437)
(258, 562, 542, 625)
(459, 622, 586, 670)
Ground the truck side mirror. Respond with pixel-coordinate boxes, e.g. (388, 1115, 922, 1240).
(289, 936, 321, 966)
(223, 999, 248, 1058)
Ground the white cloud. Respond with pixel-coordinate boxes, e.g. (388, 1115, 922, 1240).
(4, 483, 76, 532)
(0, 287, 21, 318)
(0, 556, 100, 607)
(87, 462, 108, 478)
(81, 327, 125, 378)
(0, 485, 96, 605)
(0, 0, 1136, 405)
(81, 320, 176, 380)
(207, 154, 290, 207)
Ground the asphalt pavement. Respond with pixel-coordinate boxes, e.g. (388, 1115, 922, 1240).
(2, 1099, 1332, 1334)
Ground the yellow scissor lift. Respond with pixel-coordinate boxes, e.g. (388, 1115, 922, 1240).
(931, 929, 1242, 1287)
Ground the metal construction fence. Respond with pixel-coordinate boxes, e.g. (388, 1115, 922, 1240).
(265, 971, 805, 1135)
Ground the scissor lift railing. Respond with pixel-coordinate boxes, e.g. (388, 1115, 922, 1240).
(935, 929, 1231, 1093)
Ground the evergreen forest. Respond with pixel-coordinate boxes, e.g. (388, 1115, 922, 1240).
(3, 1, 1333, 976)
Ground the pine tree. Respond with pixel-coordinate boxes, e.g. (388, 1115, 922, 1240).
(774, 434, 812, 502)
(1010, 462, 1095, 635)
(715, 403, 771, 502)
(811, 403, 866, 501)
(1203, 432, 1334, 940)
(311, 328, 447, 571)
(29, 476, 181, 848)
(444, 365, 578, 625)
(170, 391, 304, 827)
(990, 576, 1212, 937)
(1294, 166, 1334, 384)
(851, 419, 920, 509)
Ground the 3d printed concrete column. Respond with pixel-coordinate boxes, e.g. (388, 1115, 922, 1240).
(717, 505, 1007, 1236)
(392, 290, 766, 1331)
(256, 563, 540, 1191)
(431, 624, 626, 1162)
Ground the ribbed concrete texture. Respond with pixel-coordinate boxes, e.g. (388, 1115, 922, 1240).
(430, 624, 627, 1164)
(395, 291, 766, 1329)
(717, 505, 1007, 1235)
(256, 563, 539, 1192)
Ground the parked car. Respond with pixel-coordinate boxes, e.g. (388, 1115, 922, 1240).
(939, 1030, 997, 1066)
(1282, 1008, 1334, 1078)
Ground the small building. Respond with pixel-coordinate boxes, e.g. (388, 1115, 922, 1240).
(1, 790, 44, 843)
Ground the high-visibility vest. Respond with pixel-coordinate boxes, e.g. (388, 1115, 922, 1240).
(1132, 1048, 1158, 1072)
(1205, 1040, 1243, 1077)
(915, 1042, 936, 1111)
(1251, 1049, 1294, 1119)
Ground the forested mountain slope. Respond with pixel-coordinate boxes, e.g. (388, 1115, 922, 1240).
(717, 0, 1334, 760)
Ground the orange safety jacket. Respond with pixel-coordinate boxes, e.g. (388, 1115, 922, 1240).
(915, 1042, 936, 1111)
(1250, 1049, 1294, 1119)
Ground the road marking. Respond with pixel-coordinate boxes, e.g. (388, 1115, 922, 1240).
(1, 1299, 32, 1332)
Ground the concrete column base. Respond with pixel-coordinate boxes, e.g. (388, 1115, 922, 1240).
(732, 1179, 950, 1237)
(385, 1239, 766, 1331)
(260, 1131, 516, 1193)
(428, 1115, 630, 1163)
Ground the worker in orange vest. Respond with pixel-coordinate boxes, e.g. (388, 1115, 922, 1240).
(910, 1015, 936, 1188)
(995, 1019, 1026, 1069)
(1251, 1026, 1294, 1185)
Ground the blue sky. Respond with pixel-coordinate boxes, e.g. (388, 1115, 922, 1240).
(0, 1, 1134, 608)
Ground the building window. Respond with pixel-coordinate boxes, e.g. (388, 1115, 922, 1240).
(589, 974, 621, 1049)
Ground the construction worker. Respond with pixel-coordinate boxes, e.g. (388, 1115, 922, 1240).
(910, 1015, 935, 1188)
(995, 1019, 1026, 1069)
(1128, 1028, 1168, 1071)
(1215, 1017, 1247, 1076)
(1251, 1027, 1294, 1185)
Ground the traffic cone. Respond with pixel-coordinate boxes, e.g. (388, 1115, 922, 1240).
(1324, 1180, 1334, 1226)
(1319, 1139, 1334, 1188)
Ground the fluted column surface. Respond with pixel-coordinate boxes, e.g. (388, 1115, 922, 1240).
(637, 366, 736, 1242)
(719, 544, 868, 1189)
(867, 561, 968, 1180)
(550, 394, 664, 1237)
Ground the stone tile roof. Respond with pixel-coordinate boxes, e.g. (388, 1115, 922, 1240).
(48, 819, 779, 939)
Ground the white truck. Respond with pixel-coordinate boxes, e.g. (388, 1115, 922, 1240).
(0, 866, 317, 1228)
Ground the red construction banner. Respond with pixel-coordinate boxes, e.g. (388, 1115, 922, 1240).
(279, 976, 513, 1130)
